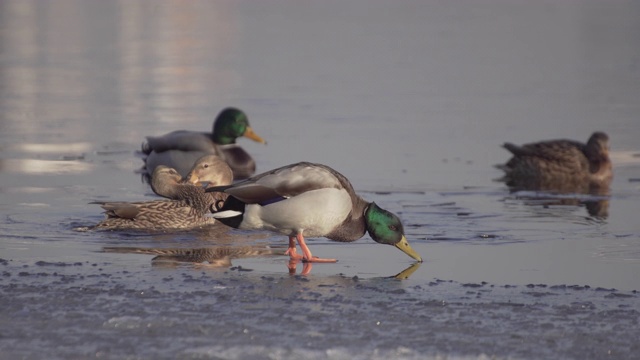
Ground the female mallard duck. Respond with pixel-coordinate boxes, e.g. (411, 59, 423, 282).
(182, 155, 234, 190)
(93, 157, 232, 230)
(205, 162, 423, 263)
(497, 131, 612, 192)
(141, 107, 266, 180)
(151, 155, 232, 207)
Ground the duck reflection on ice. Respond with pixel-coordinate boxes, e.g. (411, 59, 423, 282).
(103, 245, 285, 268)
(103, 245, 422, 279)
(389, 262, 421, 280)
(286, 259, 421, 279)
(507, 189, 610, 218)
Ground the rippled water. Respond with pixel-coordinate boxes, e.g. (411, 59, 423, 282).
(1, 1, 640, 359)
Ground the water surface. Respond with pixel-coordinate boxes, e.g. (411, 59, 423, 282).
(1, 1, 640, 359)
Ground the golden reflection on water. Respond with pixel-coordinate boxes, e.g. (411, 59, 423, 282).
(0, 158, 92, 175)
(0, 1, 239, 182)
(115, 1, 239, 125)
(0, 142, 94, 175)
(0, 0, 238, 144)
(9, 143, 93, 154)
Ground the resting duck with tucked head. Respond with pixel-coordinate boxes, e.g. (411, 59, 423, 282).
(93, 155, 232, 231)
(141, 107, 266, 180)
(497, 131, 612, 192)
(205, 162, 423, 263)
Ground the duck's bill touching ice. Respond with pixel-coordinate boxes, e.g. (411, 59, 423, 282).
(205, 162, 423, 264)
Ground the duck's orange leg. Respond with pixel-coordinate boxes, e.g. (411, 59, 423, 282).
(295, 233, 337, 263)
(285, 236, 304, 260)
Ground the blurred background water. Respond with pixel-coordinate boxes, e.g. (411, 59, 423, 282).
(1, 1, 640, 359)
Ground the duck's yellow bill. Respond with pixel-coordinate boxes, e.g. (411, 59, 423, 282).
(243, 126, 267, 144)
(394, 236, 423, 262)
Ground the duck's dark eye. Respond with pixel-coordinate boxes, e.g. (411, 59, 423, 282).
(204, 164, 209, 168)
(389, 225, 398, 231)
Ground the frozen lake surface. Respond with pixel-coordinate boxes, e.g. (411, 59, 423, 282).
(1, 1, 640, 359)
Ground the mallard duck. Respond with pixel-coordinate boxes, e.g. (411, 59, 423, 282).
(141, 107, 266, 180)
(149, 166, 189, 199)
(497, 132, 612, 192)
(92, 159, 231, 231)
(182, 154, 234, 190)
(205, 162, 423, 263)
(151, 155, 232, 208)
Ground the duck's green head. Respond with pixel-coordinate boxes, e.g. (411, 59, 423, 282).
(365, 203, 423, 262)
(212, 108, 267, 145)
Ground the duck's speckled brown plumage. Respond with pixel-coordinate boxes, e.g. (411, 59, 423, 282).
(92, 157, 233, 231)
(151, 156, 231, 207)
(498, 132, 612, 192)
(149, 166, 186, 199)
(92, 197, 215, 230)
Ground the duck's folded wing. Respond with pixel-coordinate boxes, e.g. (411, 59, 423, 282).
(95, 202, 141, 219)
(206, 162, 345, 204)
(145, 131, 215, 153)
(505, 140, 585, 161)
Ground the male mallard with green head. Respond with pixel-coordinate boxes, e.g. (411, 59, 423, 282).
(205, 162, 423, 263)
(142, 107, 266, 180)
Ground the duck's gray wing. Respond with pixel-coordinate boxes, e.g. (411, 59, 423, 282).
(145, 150, 214, 178)
(145, 131, 216, 153)
(206, 162, 348, 204)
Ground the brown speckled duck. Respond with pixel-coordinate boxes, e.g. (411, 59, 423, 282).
(497, 131, 612, 192)
(92, 156, 232, 231)
(141, 107, 266, 180)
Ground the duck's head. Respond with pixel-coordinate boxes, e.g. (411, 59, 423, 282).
(585, 132, 612, 179)
(150, 165, 183, 197)
(586, 132, 610, 157)
(184, 155, 233, 187)
(212, 108, 267, 145)
(365, 203, 423, 262)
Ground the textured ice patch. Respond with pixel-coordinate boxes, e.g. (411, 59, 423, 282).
(182, 345, 504, 360)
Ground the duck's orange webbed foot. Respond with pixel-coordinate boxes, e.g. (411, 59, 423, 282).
(295, 234, 337, 263)
(285, 236, 304, 260)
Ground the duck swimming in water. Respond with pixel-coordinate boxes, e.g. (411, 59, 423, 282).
(205, 162, 423, 263)
(497, 131, 612, 192)
(93, 156, 232, 231)
(141, 107, 266, 180)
